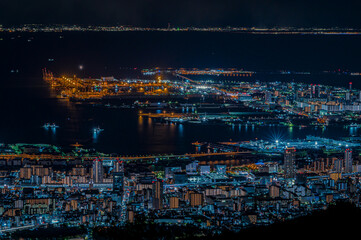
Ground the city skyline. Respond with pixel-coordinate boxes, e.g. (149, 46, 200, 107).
(1, 0, 361, 238)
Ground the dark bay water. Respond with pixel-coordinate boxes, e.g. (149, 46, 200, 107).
(0, 32, 360, 154)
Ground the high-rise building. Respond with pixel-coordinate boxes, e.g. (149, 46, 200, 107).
(346, 92, 351, 101)
(284, 147, 296, 178)
(113, 172, 124, 194)
(311, 84, 320, 98)
(152, 179, 163, 210)
(265, 91, 273, 103)
(345, 149, 353, 173)
(92, 158, 104, 183)
(114, 159, 123, 173)
(186, 161, 199, 174)
(113, 159, 124, 194)
(19, 167, 32, 179)
(334, 159, 343, 173)
(310, 84, 314, 98)
(32, 165, 50, 177)
(190, 193, 203, 207)
(70, 200, 78, 211)
(71, 166, 86, 176)
(127, 209, 134, 223)
(315, 85, 320, 98)
(269, 185, 280, 198)
(169, 197, 179, 209)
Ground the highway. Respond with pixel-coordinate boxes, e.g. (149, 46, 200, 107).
(0, 151, 252, 163)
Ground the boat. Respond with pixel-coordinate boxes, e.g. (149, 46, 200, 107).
(93, 127, 104, 134)
(71, 142, 83, 148)
(188, 120, 202, 124)
(192, 141, 206, 147)
(43, 123, 59, 129)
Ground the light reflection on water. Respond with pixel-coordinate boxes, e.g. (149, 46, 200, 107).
(1, 97, 356, 155)
(1, 33, 361, 155)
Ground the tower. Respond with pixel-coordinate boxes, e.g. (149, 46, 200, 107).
(345, 149, 353, 173)
(284, 147, 296, 178)
(113, 159, 123, 173)
(152, 179, 164, 210)
(92, 158, 104, 183)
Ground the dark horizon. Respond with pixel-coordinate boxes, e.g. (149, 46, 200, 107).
(1, 0, 361, 28)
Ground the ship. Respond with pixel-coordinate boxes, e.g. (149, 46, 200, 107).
(71, 142, 83, 148)
(93, 127, 104, 134)
(43, 123, 59, 129)
(348, 123, 360, 128)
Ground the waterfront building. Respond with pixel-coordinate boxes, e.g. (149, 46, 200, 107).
(321, 102, 343, 112)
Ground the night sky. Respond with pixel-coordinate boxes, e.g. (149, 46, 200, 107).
(1, 0, 361, 27)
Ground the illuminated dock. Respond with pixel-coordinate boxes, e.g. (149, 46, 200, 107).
(42, 69, 175, 100)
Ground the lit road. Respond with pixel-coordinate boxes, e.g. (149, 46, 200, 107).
(119, 186, 131, 224)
